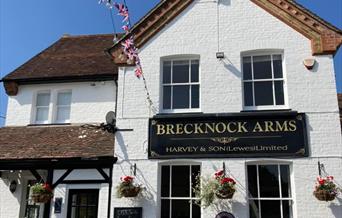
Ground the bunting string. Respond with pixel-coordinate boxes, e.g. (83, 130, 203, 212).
(99, 0, 156, 113)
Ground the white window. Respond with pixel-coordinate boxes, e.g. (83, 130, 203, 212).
(35, 92, 50, 124)
(160, 164, 201, 218)
(55, 91, 72, 123)
(162, 59, 200, 112)
(242, 53, 287, 110)
(247, 164, 293, 218)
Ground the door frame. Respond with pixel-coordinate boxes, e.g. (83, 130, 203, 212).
(66, 189, 99, 218)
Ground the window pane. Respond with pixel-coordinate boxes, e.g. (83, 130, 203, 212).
(273, 55, 283, 78)
(163, 61, 171, 84)
(244, 82, 253, 107)
(56, 106, 70, 122)
(254, 81, 274, 106)
(260, 200, 281, 218)
(36, 108, 49, 122)
(192, 201, 201, 218)
(191, 165, 200, 197)
(282, 200, 291, 218)
(243, 56, 252, 80)
(172, 166, 190, 197)
(163, 86, 171, 110)
(173, 85, 190, 109)
(259, 165, 280, 197)
(253, 55, 272, 79)
(280, 165, 290, 198)
(161, 199, 170, 218)
(275, 81, 285, 105)
(57, 92, 71, 106)
(191, 60, 199, 82)
(87, 207, 97, 218)
(173, 60, 189, 83)
(161, 166, 170, 197)
(191, 85, 200, 108)
(249, 200, 259, 218)
(247, 165, 258, 198)
(171, 200, 190, 218)
(36, 93, 50, 106)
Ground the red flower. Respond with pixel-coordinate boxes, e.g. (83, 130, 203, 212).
(318, 179, 325, 185)
(214, 170, 224, 178)
(43, 183, 52, 192)
(220, 177, 236, 185)
(121, 176, 134, 183)
(327, 176, 334, 180)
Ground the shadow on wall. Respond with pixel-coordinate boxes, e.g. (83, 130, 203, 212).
(220, 58, 242, 79)
(219, 0, 231, 6)
(329, 197, 342, 217)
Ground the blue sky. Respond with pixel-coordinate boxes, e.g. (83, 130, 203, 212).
(0, 0, 341, 126)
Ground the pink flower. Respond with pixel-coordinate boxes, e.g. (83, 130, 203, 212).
(122, 25, 129, 33)
(135, 67, 143, 78)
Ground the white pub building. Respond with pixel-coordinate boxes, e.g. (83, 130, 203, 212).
(1, 0, 342, 218)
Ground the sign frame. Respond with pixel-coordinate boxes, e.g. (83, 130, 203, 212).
(148, 111, 309, 159)
(113, 207, 142, 218)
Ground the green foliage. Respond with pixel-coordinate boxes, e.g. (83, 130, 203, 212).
(30, 183, 53, 195)
(193, 175, 219, 208)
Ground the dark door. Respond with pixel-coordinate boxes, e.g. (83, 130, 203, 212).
(67, 189, 99, 218)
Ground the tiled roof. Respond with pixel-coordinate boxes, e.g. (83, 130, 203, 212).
(0, 125, 114, 160)
(1, 34, 119, 83)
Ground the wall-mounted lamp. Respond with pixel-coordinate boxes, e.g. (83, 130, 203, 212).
(216, 52, 225, 59)
(9, 180, 17, 193)
(303, 58, 316, 70)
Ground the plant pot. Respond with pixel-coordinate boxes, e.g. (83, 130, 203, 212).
(313, 190, 336, 202)
(216, 189, 235, 199)
(31, 193, 53, 203)
(121, 187, 142, 198)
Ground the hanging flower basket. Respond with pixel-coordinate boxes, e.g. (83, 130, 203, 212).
(313, 189, 336, 202)
(313, 176, 339, 202)
(30, 183, 53, 204)
(193, 169, 236, 208)
(116, 176, 143, 198)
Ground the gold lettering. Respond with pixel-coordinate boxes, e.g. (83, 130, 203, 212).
(253, 122, 264, 132)
(194, 123, 204, 134)
(227, 122, 237, 133)
(176, 124, 184, 134)
(288, 120, 297, 131)
(275, 121, 289, 132)
(205, 123, 215, 134)
(215, 122, 226, 133)
(264, 121, 275, 132)
(184, 124, 193, 134)
(166, 124, 175, 135)
(238, 122, 248, 133)
(157, 124, 166, 135)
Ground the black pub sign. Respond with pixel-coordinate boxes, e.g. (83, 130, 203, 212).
(148, 112, 308, 158)
(114, 207, 142, 218)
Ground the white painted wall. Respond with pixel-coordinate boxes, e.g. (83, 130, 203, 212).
(51, 170, 110, 218)
(113, 0, 342, 218)
(5, 81, 116, 126)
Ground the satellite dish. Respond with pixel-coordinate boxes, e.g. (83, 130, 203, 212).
(215, 212, 235, 218)
(105, 111, 116, 126)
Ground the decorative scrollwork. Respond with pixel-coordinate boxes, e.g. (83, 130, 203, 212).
(211, 137, 239, 144)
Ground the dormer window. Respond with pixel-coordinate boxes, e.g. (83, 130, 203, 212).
(162, 58, 200, 113)
(35, 92, 51, 124)
(55, 91, 72, 123)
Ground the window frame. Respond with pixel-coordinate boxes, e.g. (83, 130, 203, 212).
(246, 162, 294, 218)
(241, 51, 289, 111)
(161, 56, 201, 113)
(159, 162, 202, 218)
(54, 90, 72, 124)
(33, 91, 51, 124)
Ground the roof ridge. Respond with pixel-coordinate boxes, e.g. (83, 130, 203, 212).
(61, 33, 119, 39)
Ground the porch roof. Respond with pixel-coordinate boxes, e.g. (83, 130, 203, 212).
(0, 125, 115, 169)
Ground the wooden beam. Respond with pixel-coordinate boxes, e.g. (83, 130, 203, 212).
(97, 168, 110, 181)
(52, 169, 73, 189)
(29, 170, 43, 182)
